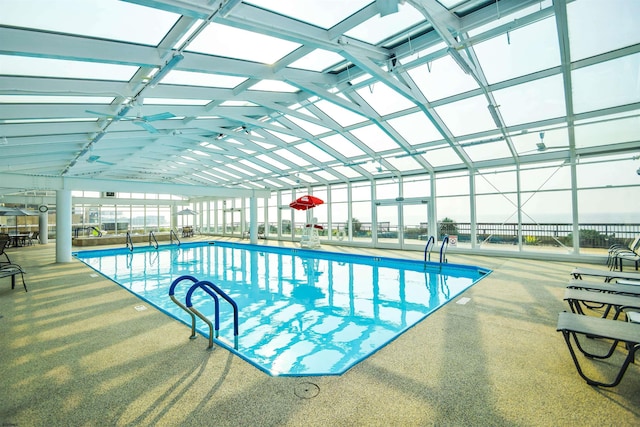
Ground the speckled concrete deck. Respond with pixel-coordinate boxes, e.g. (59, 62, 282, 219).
(1, 238, 639, 426)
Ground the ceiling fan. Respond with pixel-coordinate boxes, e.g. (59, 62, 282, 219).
(86, 102, 175, 134)
(521, 132, 566, 154)
(87, 155, 115, 166)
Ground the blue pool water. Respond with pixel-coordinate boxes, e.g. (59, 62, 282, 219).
(74, 241, 490, 376)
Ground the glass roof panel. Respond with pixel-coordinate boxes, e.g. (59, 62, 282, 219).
(345, 3, 424, 44)
(571, 52, 640, 114)
(295, 142, 336, 163)
(0, 55, 138, 81)
(249, 80, 299, 92)
(160, 70, 246, 88)
(264, 129, 299, 143)
(287, 49, 345, 72)
(408, 56, 478, 101)
(434, 95, 497, 136)
(574, 111, 640, 149)
(312, 169, 340, 181)
(186, 23, 301, 65)
(240, 159, 272, 173)
(0, 95, 113, 104)
(332, 165, 362, 179)
(143, 98, 210, 106)
(492, 74, 566, 127)
(387, 111, 443, 145)
(386, 156, 423, 172)
(355, 82, 416, 116)
(349, 124, 401, 152)
(313, 100, 367, 127)
(568, 0, 640, 61)
(420, 146, 462, 167)
(273, 148, 311, 167)
(468, 1, 553, 37)
(2, 118, 96, 124)
(284, 115, 331, 136)
(474, 16, 560, 84)
(463, 141, 513, 162)
(245, 0, 372, 29)
(0, 0, 179, 45)
(256, 154, 289, 171)
(319, 134, 366, 158)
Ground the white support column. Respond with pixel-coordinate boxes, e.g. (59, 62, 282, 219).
(249, 195, 258, 243)
(55, 189, 72, 263)
(38, 209, 49, 244)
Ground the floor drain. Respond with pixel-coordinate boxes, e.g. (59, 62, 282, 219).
(294, 382, 320, 399)
(134, 305, 147, 311)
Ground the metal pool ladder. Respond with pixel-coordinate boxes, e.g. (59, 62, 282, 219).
(169, 275, 239, 350)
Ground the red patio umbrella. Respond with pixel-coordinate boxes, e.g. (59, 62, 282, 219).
(289, 195, 324, 211)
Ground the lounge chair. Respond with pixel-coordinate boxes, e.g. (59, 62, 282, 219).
(557, 312, 640, 387)
(567, 279, 640, 297)
(571, 267, 640, 282)
(607, 236, 640, 271)
(0, 263, 27, 292)
(564, 288, 640, 320)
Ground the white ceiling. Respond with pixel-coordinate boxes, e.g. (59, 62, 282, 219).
(1, 0, 639, 197)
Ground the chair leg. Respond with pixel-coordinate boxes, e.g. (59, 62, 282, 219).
(562, 331, 638, 387)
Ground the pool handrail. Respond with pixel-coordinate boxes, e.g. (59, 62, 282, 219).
(423, 235, 435, 263)
(170, 229, 181, 246)
(125, 231, 133, 252)
(148, 231, 159, 249)
(168, 275, 199, 340)
(185, 280, 239, 350)
(440, 235, 449, 264)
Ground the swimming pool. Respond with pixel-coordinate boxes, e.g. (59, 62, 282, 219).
(74, 241, 490, 376)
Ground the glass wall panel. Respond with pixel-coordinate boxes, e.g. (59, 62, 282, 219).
(116, 205, 131, 234)
(98, 205, 112, 233)
(130, 205, 145, 234)
(351, 200, 372, 242)
(331, 185, 348, 239)
(574, 111, 640, 149)
(403, 175, 430, 199)
(475, 168, 517, 250)
(435, 171, 469, 245)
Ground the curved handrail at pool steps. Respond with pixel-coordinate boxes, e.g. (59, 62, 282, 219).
(125, 231, 134, 252)
(182, 279, 240, 350)
(440, 235, 449, 264)
(170, 229, 181, 246)
(423, 235, 434, 263)
(148, 231, 159, 249)
(169, 275, 200, 340)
